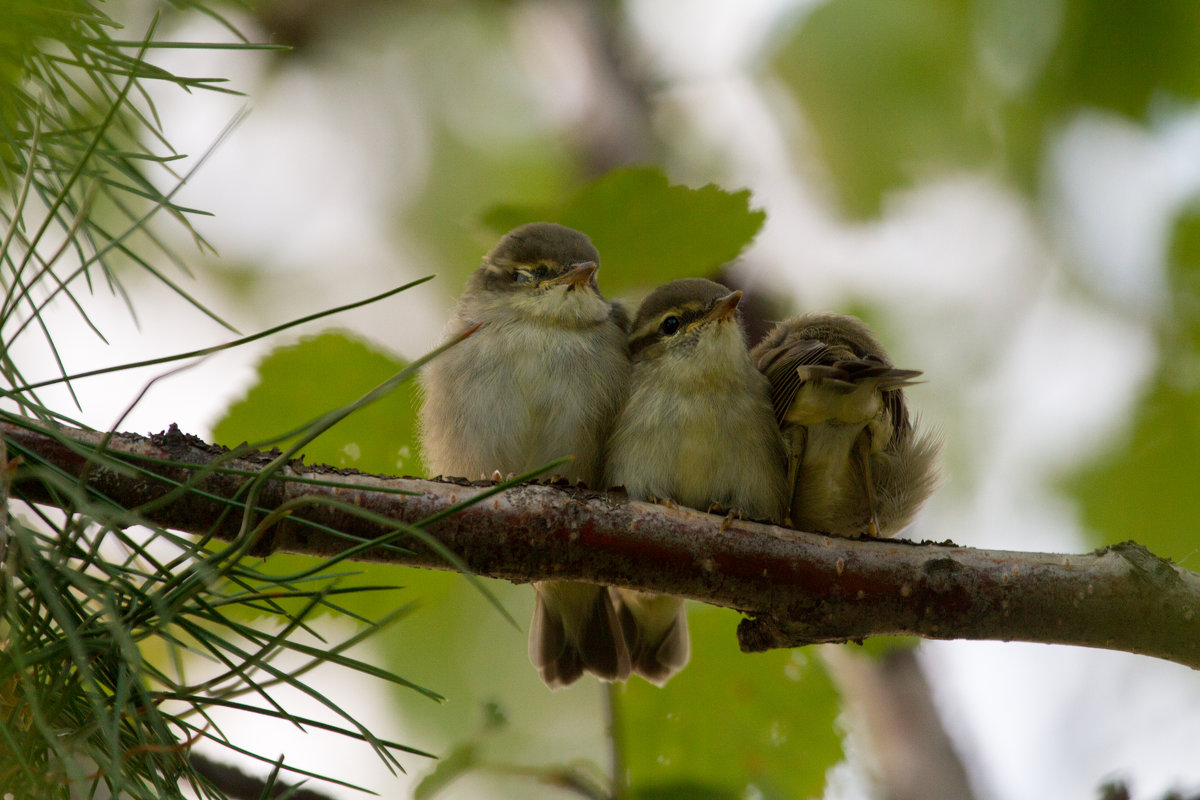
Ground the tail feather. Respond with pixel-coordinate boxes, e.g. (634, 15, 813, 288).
(611, 588, 690, 686)
(529, 581, 630, 689)
(872, 424, 943, 536)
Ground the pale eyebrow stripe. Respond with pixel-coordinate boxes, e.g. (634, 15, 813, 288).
(627, 304, 710, 356)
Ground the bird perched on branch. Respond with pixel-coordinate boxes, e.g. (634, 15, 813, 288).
(750, 313, 940, 538)
(419, 222, 631, 689)
(605, 278, 788, 685)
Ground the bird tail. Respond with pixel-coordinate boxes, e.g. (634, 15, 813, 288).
(611, 588, 690, 686)
(873, 422, 943, 536)
(529, 581, 630, 689)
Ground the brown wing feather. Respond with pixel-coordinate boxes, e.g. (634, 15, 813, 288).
(758, 338, 832, 425)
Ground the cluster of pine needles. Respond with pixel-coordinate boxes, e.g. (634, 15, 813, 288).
(0, 3, 503, 797)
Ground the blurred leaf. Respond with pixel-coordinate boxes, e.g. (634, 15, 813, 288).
(484, 166, 766, 295)
(1067, 377, 1200, 563)
(630, 783, 740, 800)
(213, 330, 423, 476)
(1065, 212, 1200, 563)
(773, 0, 1200, 213)
(210, 330, 426, 618)
(772, 0, 993, 217)
(406, 127, 573, 293)
(1037, 0, 1200, 119)
(618, 606, 841, 800)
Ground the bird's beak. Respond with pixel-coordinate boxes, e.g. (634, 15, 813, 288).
(701, 290, 742, 324)
(547, 261, 598, 289)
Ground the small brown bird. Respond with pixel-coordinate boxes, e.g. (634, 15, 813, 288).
(419, 222, 631, 688)
(605, 278, 789, 685)
(750, 313, 939, 537)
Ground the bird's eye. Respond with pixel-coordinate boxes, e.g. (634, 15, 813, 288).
(659, 316, 682, 336)
(513, 270, 534, 284)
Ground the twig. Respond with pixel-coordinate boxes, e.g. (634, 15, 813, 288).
(5, 420, 1200, 670)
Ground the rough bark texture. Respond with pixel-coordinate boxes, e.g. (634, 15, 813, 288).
(5, 420, 1200, 670)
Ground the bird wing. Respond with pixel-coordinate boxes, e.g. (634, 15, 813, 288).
(760, 336, 924, 430)
(757, 337, 832, 426)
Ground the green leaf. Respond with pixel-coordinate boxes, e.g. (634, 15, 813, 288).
(484, 167, 766, 295)
(617, 606, 842, 800)
(630, 783, 741, 800)
(1037, 0, 1200, 119)
(210, 330, 426, 619)
(212, 330, 423, 476)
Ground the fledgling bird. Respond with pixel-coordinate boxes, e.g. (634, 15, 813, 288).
(750, 312, 940, 538)
(605, 278, 789, 685)
(419, 222, 631, 689)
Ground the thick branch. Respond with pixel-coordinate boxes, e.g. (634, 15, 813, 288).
(5, 421, 1200, 669)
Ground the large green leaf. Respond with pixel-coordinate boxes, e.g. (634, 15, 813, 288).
(213, 330, 424, 476)
(618, 606, 841, 800)
(210, 330, 428, 618)
(484, 167, 766, 295)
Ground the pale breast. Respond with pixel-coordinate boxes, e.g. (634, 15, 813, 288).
(420, 316, 627, 487)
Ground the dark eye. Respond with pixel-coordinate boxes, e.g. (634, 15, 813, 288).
(513, 270, 534, 284)
(659, 316, 682, 336)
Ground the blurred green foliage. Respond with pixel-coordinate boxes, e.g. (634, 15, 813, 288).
(1066, 212, 1200, 563)
(774, 0, 1200, 215)
(774, 0, 994, 218)
(211, 330, 428, 620)
(405, 128, 572, 293)
(485, 167, 766, 295)
(213, 330, 424, 475)
(619, 606, 840, 800)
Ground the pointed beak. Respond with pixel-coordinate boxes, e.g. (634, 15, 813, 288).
(701, 290, 742, 324)
(548, 261, 598, 289)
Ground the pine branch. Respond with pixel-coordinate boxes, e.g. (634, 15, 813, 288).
(5, 420, 1200, 670)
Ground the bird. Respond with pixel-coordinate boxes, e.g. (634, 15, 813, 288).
(419, 222, 632, 689)
(750, 312, 940, 538)
(604, 278, 789, 685)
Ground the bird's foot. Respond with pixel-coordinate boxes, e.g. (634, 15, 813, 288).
(866, 514, 881, 538)
(719, 508, 743, 530)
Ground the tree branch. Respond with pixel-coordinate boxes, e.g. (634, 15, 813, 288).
(5, 420, 1200, 670)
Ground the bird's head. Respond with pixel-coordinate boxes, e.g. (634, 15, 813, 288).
(462, 222, 612, 328)
(627, 278, 748, 374)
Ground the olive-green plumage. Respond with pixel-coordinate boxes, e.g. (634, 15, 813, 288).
(751, 312, 940, 537)
(420, 222, 631, 688)
(605, 278, 788, 685)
